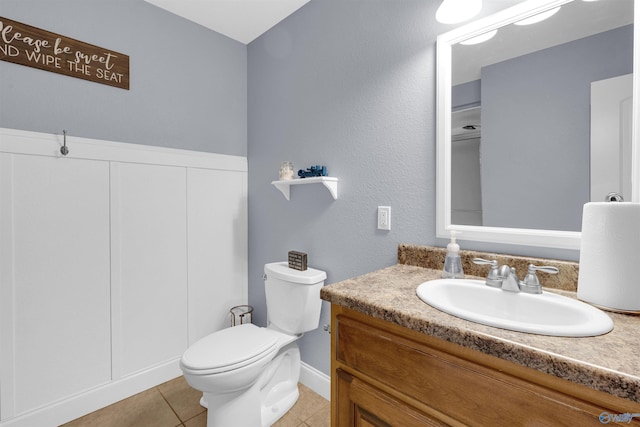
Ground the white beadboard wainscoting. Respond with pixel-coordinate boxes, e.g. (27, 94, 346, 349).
(0, 128, 248, 427)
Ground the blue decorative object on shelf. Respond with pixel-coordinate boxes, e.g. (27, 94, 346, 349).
(298, 165, 327, 178)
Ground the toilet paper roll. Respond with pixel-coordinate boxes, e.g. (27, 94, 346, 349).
(578, 202, 640, 312)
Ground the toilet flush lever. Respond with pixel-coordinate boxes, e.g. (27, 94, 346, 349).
(262, 273, 267, 281)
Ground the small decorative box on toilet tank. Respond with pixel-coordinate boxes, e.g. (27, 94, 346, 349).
(288, 251, 307, 271)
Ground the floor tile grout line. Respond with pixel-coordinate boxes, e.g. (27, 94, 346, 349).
(156, 385, 187, 424)
(179, 412, 206, 425)
(156, 384, 207, 426)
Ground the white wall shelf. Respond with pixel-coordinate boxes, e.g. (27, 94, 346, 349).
(271, 177, 339, 200)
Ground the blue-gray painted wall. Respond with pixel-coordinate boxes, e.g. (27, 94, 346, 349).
(246, 0, 580, 377)
(0, 0, 247, 155)
(2, 0, 584, 380)
(248, 0, 439, 375)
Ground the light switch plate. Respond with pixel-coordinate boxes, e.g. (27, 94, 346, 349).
(377, 206, 391, 230)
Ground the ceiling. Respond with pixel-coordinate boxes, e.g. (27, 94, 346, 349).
(144, 0, 630, 50)
(143, 0, 528, 46)
(144, 0, 310, 44)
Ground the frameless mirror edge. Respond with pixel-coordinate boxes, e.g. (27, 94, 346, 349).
(436, 0, 639, 251)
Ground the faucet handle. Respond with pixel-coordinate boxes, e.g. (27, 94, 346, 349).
(473, 258, 496, 266)
(529, 265, 559, 275)
(521, 264, 559, 294)
(473, 258, 501, 288)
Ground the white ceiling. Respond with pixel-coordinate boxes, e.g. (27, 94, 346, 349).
(141, 0, 540, 46)
(144, 0, 310, 44)
(144, 0, 631, 51)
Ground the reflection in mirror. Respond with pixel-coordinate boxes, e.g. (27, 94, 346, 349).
(451, 107, 482, 226)
(437, 0, 637, 249)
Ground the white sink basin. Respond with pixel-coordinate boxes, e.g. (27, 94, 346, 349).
(416, 279, 613, 337)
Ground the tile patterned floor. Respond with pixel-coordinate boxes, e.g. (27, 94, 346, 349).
(61, 376, 330, 427)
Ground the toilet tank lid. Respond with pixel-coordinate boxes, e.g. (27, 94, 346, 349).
(265, 262, 326, 284)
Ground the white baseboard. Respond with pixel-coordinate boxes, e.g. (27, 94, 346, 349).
(0, 359, 182, 427)
(299, 362, 331, 401)
(0, 359, 329, 426)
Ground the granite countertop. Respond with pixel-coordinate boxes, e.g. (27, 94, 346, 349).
(320, 263, 640, 403)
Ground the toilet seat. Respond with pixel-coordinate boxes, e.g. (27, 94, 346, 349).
(180, 324, 278, 375)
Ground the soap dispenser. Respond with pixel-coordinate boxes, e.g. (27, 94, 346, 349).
(442, 231, 464, 279)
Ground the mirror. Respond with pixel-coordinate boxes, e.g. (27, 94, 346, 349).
(436, 0, 639, 249)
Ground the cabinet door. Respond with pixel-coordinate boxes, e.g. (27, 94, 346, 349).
(336, 370, 444, 427)
(110, 162, 188, 378)
(0, 154, 111, 418)
(187, 168, 247, 344)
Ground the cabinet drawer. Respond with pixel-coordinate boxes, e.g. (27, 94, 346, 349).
(336, 314, 625, 426)
(336, 369, 446, 427)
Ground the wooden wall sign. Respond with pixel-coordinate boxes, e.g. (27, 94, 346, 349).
(0, 17, 129, 90)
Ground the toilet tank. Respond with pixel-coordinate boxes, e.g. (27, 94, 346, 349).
(264, 262, 327, 334)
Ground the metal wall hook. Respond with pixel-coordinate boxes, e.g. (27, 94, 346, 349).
(61, 130, 69, 156)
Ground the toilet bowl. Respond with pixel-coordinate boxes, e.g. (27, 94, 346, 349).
(180, 262, 326, 427)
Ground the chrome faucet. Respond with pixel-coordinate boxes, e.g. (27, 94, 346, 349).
(497, 265, 521, 292)
(473, 258, 559, 294)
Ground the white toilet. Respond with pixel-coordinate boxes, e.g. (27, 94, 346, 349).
(180, 262, 326, 427)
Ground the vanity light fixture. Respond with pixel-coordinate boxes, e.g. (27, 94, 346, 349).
(513, 6, 561, 25)
(436, 0, 482, 24)
(460, 29, 498, 45)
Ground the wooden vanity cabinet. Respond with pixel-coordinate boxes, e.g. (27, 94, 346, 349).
(331, 305, 640, 426)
